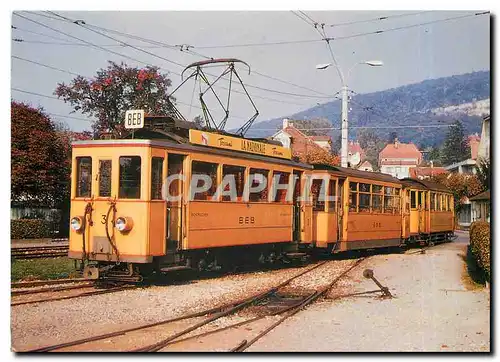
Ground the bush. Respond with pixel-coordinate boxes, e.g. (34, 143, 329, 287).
(11, 219, 52, 239)
(469, 221, 491, 280)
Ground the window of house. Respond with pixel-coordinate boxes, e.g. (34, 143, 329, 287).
(119, 156, 141, 199)
(349, 182, 358, 212)
(249, 168, 269, 202)
(98, 160, 111, 197)
(76, 157, 92, 197)
(151, 157, 163, 200)
(191, 161, 218, 201)
(272, 171, 290, 203)
(222, 165, 245, 202)
(328, 179, 337, 212)
(312, 179, 326, 211)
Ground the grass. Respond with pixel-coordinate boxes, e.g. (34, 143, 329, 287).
(11, 258, 80, 282)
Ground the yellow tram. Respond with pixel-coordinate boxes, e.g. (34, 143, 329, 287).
(400, 178, 455, 244)
(68, 116, 455, 280)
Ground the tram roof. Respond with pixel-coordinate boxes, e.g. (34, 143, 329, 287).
(312, 165, 403, 184)
(72, 138, 313, 170)
(400, 178, 451, 193)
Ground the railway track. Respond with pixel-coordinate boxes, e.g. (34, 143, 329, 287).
(11, 279, 132, 307)
(11, 245, 69, 260)
(23, 258, 368, 352)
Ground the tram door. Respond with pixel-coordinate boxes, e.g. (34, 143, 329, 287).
(166, 154, 185, 253)
(292, 171, 302, 242)
(337, 179, 345, 242)
(418, 191, 427, 233)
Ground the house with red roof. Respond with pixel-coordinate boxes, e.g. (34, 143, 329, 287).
(347, 141, 365, 168)
(271, 119, 337, 165)
(409, 165, 448, 180)
(379, 139, 422, 179)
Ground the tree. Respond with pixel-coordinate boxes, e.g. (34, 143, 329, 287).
(291, 118, 332, 136)
(331, 133, 341, 156)
(295, 147, 340, 167)
(388, 131, 398, 143)
(11, 102, 68, 208)
(357, 129, 386, 171)
(193, 115, 205, 128)
(55, 61, 176, 137)
(476, 158, 490, 190)
(430, 173, 484, 213)
(441, 120, 470, 166)
(425, 146, 443, 166)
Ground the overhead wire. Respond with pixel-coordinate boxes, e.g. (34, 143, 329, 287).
(18, 11, 355, 101)
(327, 10, 433, 28)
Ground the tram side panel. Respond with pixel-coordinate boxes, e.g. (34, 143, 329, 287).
(185, 202, 293, 249)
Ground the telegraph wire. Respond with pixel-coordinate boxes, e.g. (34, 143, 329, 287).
(18, 11, 351, 101)
(12, 25, 76, 43)
(18, 12, 327, 106)
(13, 12, 178, 76)
(22, 10, 489, 49)
(12, 55, 81, 77)
(328, 11, 433, 28)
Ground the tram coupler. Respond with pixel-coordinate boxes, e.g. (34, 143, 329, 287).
(362, 269, 393, 299)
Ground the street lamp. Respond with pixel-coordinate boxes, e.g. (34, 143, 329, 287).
(316, 60, 383, 168)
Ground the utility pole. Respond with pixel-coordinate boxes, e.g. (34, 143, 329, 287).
(316, 60, 383, 168)
(341, 84, 349, 168)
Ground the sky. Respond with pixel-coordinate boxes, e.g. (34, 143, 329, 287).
(10, 10, 490, 132)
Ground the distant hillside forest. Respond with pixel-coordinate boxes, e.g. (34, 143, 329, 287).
(243, 70, 490, 149)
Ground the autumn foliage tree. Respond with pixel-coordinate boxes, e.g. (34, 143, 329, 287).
(11, 102, 69, 208)
(429, 172, 484, 212)
(55, 61, 177, 136)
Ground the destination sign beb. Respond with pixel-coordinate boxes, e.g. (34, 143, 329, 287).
(189, 129, 292, 160)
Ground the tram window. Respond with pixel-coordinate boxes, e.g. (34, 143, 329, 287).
(328, 179, 336, 212)
(384, 195, 394, 214)
(191, 161, 218, 201)
(119, 156, 141, 199)
(222, 165, 245, 202)
(312, 179, 326, 211)
(151, 157, 163, 200)
(349, 182, 358, 212)
(394, 194, 401, 213)
(410, 191, 417, 209)
(273, 172, 290, 203)
(359, 193, 371, 213)
(359, 183, 371, 193)
(98, 160, 112, 197)
(372, 185, 383, 212)
(373, 194, 383, 213)
(249, 168, 269, 202)
(430, 193, 436, 211)
(418, 191, 425, 210)
(76, 157, 92, 198)
(437, 194, 442, 211)
(384, 186, 394, 195)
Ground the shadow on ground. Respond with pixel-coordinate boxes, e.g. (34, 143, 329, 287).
(458, 246, 487, 287)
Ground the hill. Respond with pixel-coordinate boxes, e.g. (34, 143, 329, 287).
(243, 70, 490, 148)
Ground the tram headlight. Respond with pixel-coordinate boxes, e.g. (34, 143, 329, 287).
(70, 216, 84, 232)
(116, 216, 133, 232)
